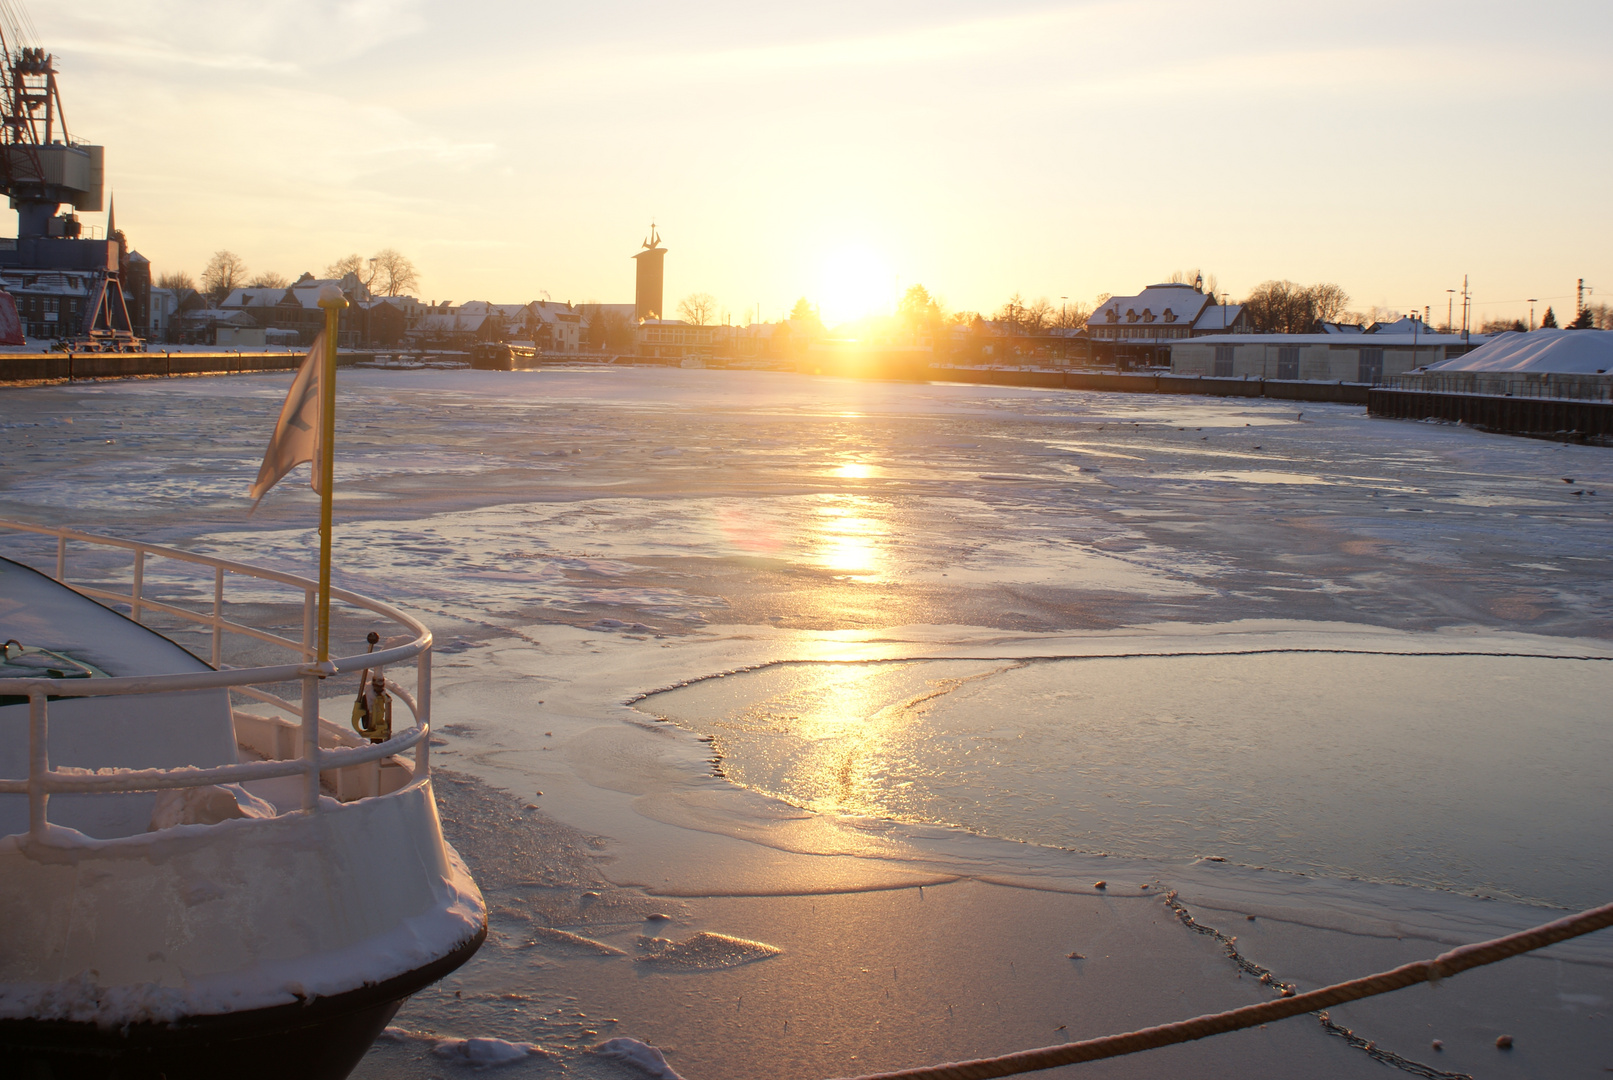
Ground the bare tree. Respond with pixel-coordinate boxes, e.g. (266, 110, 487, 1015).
(202, 250, 248, 303)
(1242, 280, 1351, 334)
(157, 270, 195, 292)
(996, 292, 1028, 332)
(246, 271, 289, 289)
(325, 254, 370, 284)
(1309, 283, 1351, 324)
(1052, 300, 1090, 330)
(1023, 297, 1055, 332)
(677, 292, 718, 325)
(369, 249, 419, 297)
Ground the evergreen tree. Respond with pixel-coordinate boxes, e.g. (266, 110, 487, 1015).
(1540, 307, 1558, 328)
(1568, 308, 1594, 329)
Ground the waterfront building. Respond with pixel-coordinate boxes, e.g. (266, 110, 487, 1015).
(1171, 328, 1481, 383)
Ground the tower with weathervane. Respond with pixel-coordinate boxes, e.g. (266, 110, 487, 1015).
(632, 224, 665, 321)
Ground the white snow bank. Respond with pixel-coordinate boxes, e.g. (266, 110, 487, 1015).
(432, 1035, 551, 1067)
(594, 1038, 685, 1079)
(148, 783, 277, 830)
(1423, 328, 1613, 373)
(380, 1028, 552, 1068)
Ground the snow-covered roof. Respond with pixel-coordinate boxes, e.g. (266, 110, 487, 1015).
(224, 287, 294, 308)
(1368, 317, 1425, 335)
(1191, 304, 1244, 331)
(1421, 329, 1613, 374)
(1319, 322, 1366, 334)
(530, 300, 581, 323)
(457, 301, 529, 318)
(1093, 284, 1211, 328)
(414, 312, 489, 332)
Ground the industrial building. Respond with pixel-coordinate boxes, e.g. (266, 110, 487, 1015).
(1170, 328, 1479, 383)
(0, 42, 139, 348)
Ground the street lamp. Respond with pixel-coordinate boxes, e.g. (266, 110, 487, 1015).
(1528, 299, 1538, 331)
(1446, 289, 1455, 333)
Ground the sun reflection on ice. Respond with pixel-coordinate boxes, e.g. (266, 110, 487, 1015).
(811, 495, 886, 578)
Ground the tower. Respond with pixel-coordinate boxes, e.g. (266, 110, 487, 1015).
(633, 224, 665, 321)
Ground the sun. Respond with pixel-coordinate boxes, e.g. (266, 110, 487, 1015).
(815, 245, 896, 327)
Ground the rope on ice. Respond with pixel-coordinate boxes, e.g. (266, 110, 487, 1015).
(830, 898, 1613, 1080)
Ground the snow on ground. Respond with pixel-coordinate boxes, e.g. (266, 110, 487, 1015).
(1, 367, 1611, 1080)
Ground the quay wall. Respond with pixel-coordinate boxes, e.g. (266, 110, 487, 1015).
(0, 351, 368, 383)
(931, 366, 1371, 404)
(1368, 388, 1613, 439)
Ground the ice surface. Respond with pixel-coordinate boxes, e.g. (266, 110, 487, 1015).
(640, 651, 1613, 908)
(3, 368, 1611, 1079)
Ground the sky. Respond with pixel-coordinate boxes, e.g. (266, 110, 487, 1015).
(22, 0, 1613, 327)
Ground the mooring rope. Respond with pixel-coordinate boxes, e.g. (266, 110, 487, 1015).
(831, 898, 1613, 1080)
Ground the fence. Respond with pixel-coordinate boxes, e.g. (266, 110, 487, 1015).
(0, 520, 432, 841)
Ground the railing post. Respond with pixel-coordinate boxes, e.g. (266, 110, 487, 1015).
(301, 671, 321, 812)
(131, 549, 145, 622)
(415, 645, 431, 777)
(54, 534, 66, 581)
(28, 687, 49, 838)
(212, 566, 225, 668)
(302, 589, 316, 661)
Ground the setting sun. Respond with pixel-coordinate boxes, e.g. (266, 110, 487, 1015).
(814, 245, 897, 327)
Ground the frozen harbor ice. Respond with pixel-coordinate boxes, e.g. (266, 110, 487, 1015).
(1, 366, 1610, 1079)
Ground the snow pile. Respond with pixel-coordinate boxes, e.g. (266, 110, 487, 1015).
(148, 783, 277, 830)
(1423, 328, 1613, 373)
(593, 1038, 685, 1079)
(379, 1028, 553, 1069)
(430, 1035, 551, 1067)
(633, 931, 782, 969)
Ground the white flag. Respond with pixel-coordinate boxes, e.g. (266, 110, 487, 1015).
(248, 332, 325, 510)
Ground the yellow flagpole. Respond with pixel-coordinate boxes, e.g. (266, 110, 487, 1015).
(316, 286, 348, 663)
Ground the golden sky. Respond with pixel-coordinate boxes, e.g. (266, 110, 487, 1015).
(28, 0, 1613, 326)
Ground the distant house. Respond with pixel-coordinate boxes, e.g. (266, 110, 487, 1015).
(527, 301, 584, 352)
(408, 311, 501, 349)
(359, 299, 408, 347)
(7, 270, 92, 340)
(222, 272, 371, 346)
(178, 307, 265, 347)
(1088, 282, 1249, 344)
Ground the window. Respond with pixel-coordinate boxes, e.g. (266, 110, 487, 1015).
(1214, 345, 1234, 377)
(1276, 346, 1300, 380)
(1358, 348, 1384, 384)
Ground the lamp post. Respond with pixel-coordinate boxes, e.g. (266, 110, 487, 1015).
(1528, 299, 1538, 331)
(1446, 289, 1455, 333)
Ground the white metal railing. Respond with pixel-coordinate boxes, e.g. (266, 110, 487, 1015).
(0, 520, 433, 842)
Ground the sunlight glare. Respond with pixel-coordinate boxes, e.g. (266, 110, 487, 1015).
(816, 245, 896, 326)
